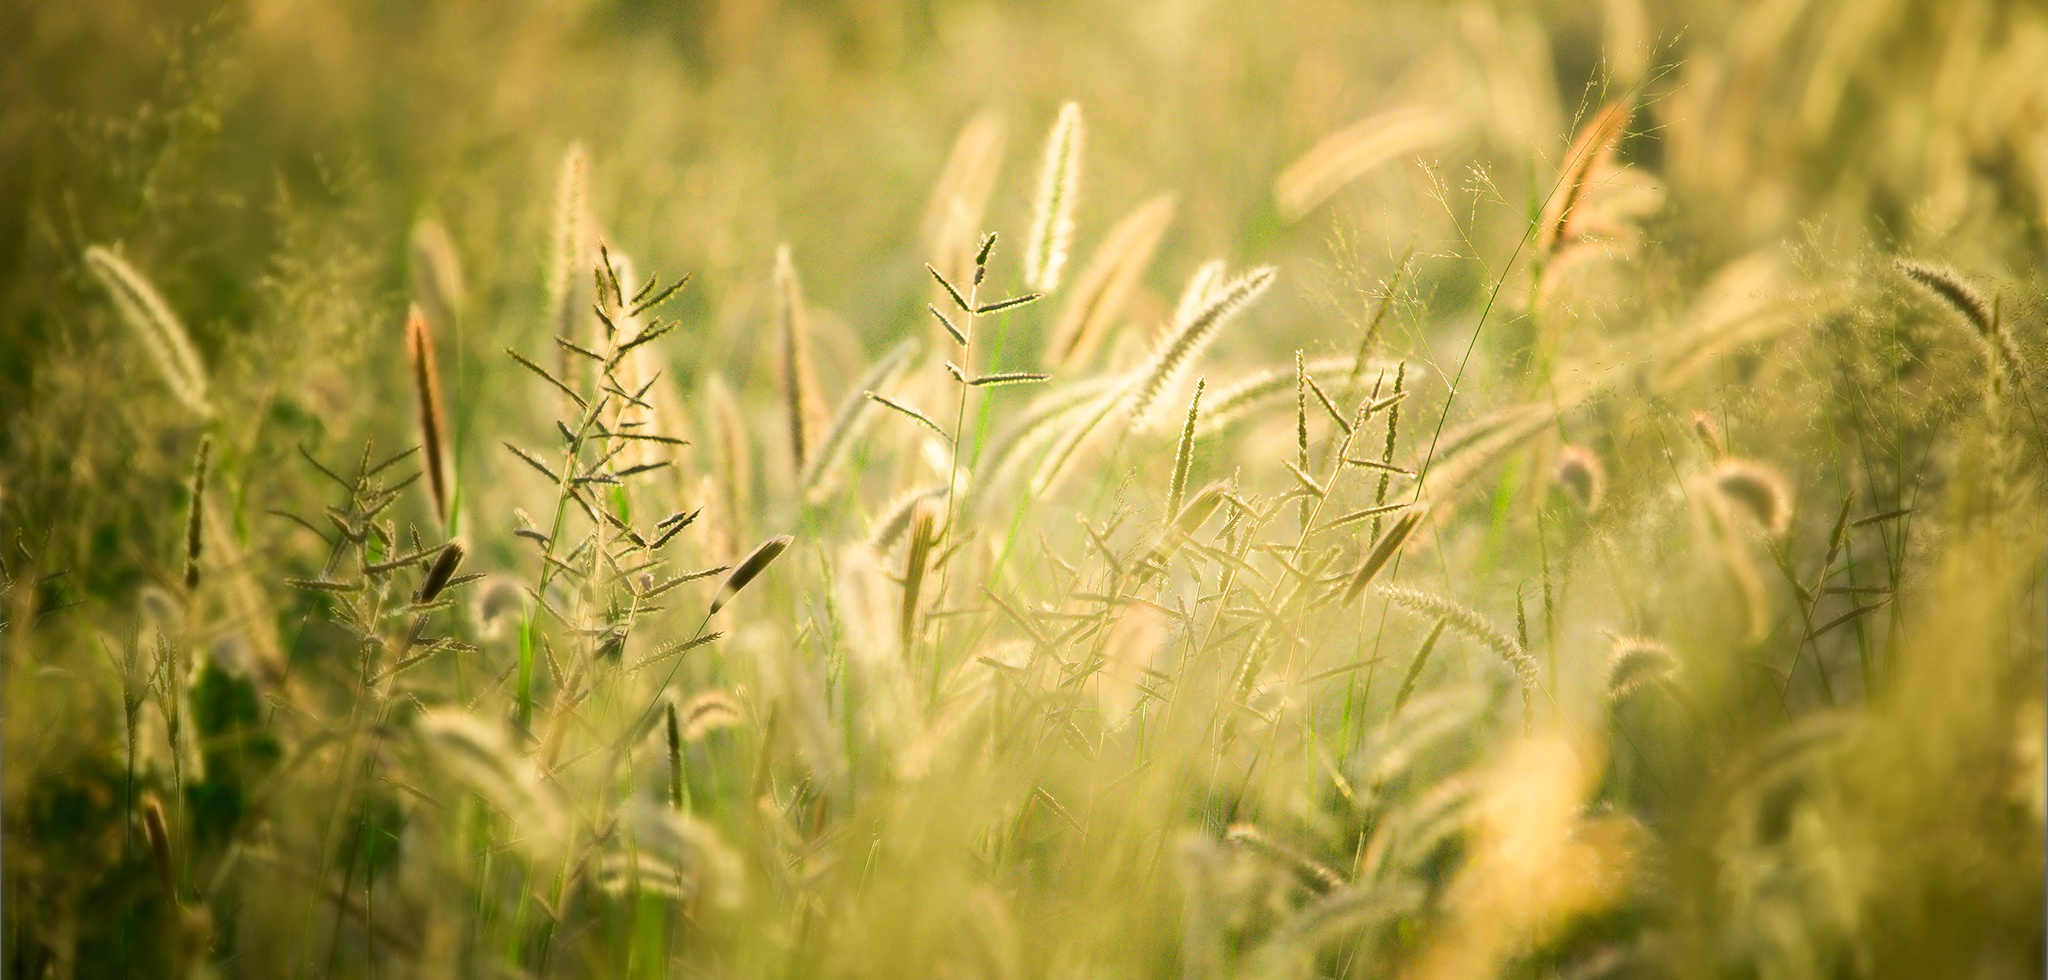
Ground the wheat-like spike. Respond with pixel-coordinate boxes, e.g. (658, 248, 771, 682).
(1126, 265, 1277, 423)
(710, 534, 793, 615)
(1419, 404, 1557, 503)
(405, 305, 451, 524)
(1044, 192, 1177, 371)
(1897, 259, 2029, 387)
(1536, 99, 1631, 257)
(775, 245, 825, 472)
(679, 690, 743, 741)
(980, 373, 1122, 464)
(1295, 352, 1311, 529)
(1224, 824, 1346, 893)
(1167, 379, 1204, 518)
(1171, 260, 1226, 330)
(1024, 101, 1084, 292)
(1303, 374, 1351, 436)
(967, 371, 1051, 386)
(801, 337, 921, 494)
(1375, 584, 1537, 726)
(1029, 387, 1126, 496)
(184, 435, 211, 592)
(83, 245, 212, 417)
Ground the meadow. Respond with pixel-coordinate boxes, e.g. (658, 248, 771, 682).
(3, 0, 2043, 977)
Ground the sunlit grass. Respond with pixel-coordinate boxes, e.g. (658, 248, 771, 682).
(3, 2, 2043, 978)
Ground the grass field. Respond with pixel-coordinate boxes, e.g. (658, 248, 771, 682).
(3, 1, 2044, 977)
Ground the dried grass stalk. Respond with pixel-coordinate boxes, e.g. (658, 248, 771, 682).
(1168, 379, 1205, 518)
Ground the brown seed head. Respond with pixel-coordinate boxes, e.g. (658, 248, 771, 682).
(1553, 444, 1604, 513)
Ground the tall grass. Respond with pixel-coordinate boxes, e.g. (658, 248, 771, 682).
(3, 2, 2043, 979)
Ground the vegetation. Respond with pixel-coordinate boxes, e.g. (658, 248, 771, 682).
(4, 1, 2042, 977)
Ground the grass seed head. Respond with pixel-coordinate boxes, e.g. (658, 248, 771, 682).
(1025, 101, 1084, 292)
(1713, 459, 1793, 537)
(83, 245, 213, 418)
(1605, 635, 1680, 701)
(1552, 444, 1604, 513)
(711, 534, 793, 615)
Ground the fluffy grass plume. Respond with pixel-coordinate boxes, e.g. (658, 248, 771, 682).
(410, 216, 466, 332)
(922, 108, 1007, 289)
(1535, 99, 1631, 257)
(14, 6, 2047, 978)
(776, 244, 826, 472)
(1044, 192, 1175, 371)
(1127, 264, 1277, 423)
(1024, 101, 1083, 292)
(1377, 583, 1539, 727)
(1275, 104, 1466, 220)
(1713, 458, 1794, 536)
(83, 245, 212, 417)
(801, 336, 921, 496)
(548, 142, 590, 339)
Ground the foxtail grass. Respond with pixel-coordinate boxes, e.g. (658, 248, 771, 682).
(1126, 264, 1277, 424)
(83, 245, 213, 417)
(1044, 192, 1175, 371)
(775, 245, 825, 473)
(1024, 101, 1083, 293)
(405, 305, 451, 524)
